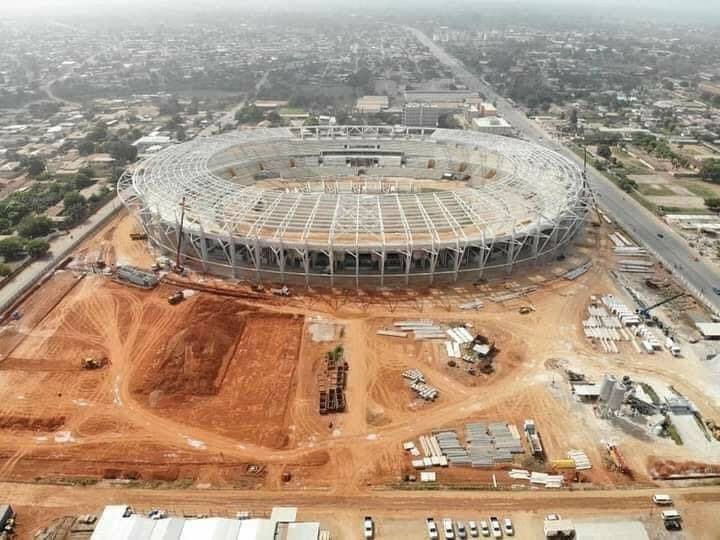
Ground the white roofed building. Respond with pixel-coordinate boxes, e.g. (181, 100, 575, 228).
(90, 505, 322, 540)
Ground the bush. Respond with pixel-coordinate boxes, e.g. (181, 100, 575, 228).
(705, 197, 720, 212)
(26, 239, 50, 259)
(0, 263, 12, 277)
(597, 144, 612, 160)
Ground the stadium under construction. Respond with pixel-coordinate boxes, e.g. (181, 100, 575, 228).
(118, 126, 592, 288)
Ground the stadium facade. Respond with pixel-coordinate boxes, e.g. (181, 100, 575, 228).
(118, 126, 591, 288)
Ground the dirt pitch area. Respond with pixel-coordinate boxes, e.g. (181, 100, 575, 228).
(1, 211, 720, 538)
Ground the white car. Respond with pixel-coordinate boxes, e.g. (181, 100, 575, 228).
(363, 516, 374, 539)
(652, 494, 673, 505)
(489, 516, 502, 538)
(457, 521, 467, 539)
(479, 520, 490, 537)
(443, 518, 455, 539)
(503, 518, 514, 536)
(468, 521, 479, 538)
(426, 518, 439, 540)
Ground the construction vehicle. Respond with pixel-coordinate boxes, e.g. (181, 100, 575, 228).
(270, 285, 291, 297)
(636, 293, 685, 319)
(606, 443, 631, 476)
(81, 357, 108, 370)
(167, 291, 185, 305)
(519, 306, 534, 314)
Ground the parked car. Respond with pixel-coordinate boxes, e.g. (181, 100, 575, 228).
(503, 518, 514, 536)
(443, 518, 455, 539)
(479, 520, 490, 537)
(426, 518, 439, 540)
(457, 521, 467, 539)
(652, 494, 673, 506)
(363, 516, 374, 539)
(468, 520, 479, 538)
(489, 516, 502, 538)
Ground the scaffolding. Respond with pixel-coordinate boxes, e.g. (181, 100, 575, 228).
(118, 126, 592, 288)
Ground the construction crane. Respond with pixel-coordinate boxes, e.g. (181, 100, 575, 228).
(637, 292, 686, 318)
(174, 196, 187, 274)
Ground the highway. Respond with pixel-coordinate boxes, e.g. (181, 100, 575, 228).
(410, 27, 720, 313)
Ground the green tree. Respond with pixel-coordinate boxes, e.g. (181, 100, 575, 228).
(235, 105, 264, 124)
(700, 160, 720, 183)
(597, 144, 612, 160)
(0, 237, 26, 261)
(63, 191, 88, 224)
(78, 140, 95, 155)
(705, 197, 720, 212)
(0, 263, 12, 277)
(25, 238, 50, 258)
(88, 122, 108, 142)
(23, 156, 46, 178)
(17, 214, 53, 239)
(106, 141, 137, 164)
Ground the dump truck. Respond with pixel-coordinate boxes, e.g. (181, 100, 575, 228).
(167, 291, 185, 305)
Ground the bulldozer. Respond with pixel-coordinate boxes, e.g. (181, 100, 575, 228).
(81, 356, 108, 370)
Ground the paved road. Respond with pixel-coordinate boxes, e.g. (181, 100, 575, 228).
(200, 70, 270, 136)
(410, 27, 720, 313)
(0, 199, 123, 314)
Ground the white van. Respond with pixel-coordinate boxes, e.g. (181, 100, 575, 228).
(652, 494, 673, 505)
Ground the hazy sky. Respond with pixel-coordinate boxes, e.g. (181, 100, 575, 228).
(2, 0, 719, 19)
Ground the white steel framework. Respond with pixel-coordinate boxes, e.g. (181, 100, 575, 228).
(118, 126, 591, 287)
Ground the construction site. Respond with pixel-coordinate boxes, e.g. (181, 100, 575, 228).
(0, 202, 719, 539)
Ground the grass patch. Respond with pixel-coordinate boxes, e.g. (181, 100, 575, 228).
(681, 181, 720, 200)
(693, 413, 713, 442)
(665, 420, 684, 446)
(636, 184, 676, 197)
(639, 382, 661, 405)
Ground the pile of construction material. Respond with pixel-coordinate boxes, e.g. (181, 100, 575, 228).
(567, 449, 591, 470)
(601, 295, 640, 325)
(524, 420, 544, 456)
(582, 300, 636, 354)
(508, 469, 564, 488)
(318, 348, 347, 415)
(634, 325, 662, 354)
(610, 231, 651, 265)
(464, 422, 524, 468)
(564, 261, 592, 280)
(392, 320, 446, 340)
(444, 326, 474, 359)
(458, 299, 484, 310)
(402, 441, 421, 457)
(402, 369, 439, 400)
(490, 285, 537, 303)
(409, 434, 449, 469)
(434, 430, 470, 466)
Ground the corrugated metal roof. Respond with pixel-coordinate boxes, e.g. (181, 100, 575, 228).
(90, 506, 318, 540)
